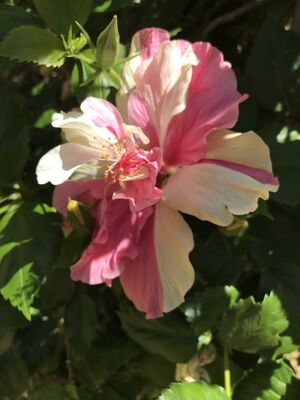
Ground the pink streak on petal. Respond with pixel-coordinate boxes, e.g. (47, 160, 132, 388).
(163, 42, 247, 166)
(53, 179, 109, 215)
(81, 97, 125, 140)
(127, 90, 159, 148)
(120, 206, 164, 319)
(136, 28, 170, 60)
(70, 199, 151, 285)
(202, 159, 279, 185)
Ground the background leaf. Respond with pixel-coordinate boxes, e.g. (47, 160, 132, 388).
(33, 0, 94, 35)
(0, 26, 66, 67)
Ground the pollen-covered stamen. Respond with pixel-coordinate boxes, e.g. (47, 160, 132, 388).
(105, 150, 150, 183)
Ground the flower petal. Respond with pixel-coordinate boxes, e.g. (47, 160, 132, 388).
(163, 42, 247, 166)
(80, 97, 125, 140)
(154, 201, 194, 313)
(36, 143, 100, 185)
(52, 111, 118, 150)
(204, 129, 279, 185)
(121, 27, 170, 94)
(120, 206, 164, 319)
(163, 163, 278, 227)
(120, 202, 194, 318)
(53, 179, 109, 215)
(136, 40, 196, 145)
(71, 199, 150, 285)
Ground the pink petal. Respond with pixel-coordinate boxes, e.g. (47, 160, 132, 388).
(163, 42, 247, 166)
(71, 199, 151, 285)
(135, 41, 194, 145)
(113, 147, 163, 212)
(53, 179, 109, 215)
(127, 90, 159, 148)
(120, 206, 164, 319)
(120, 202, 194, 319)
(81, 97, 125, 140)
(132, 28, 170, 60)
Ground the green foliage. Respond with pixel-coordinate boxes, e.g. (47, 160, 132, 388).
(66, 292, 97, 358)
(218, 293, 288, 353)
(1, 1, 300, 399)
(0, 203, 62, 319)
(233, 361, 300, 400)
(0, 26, 66, 67)
(246, 23, 300, 119)
(159, 382, 229, 400)
(0, 86, 29, 184)
(33, 0, 94, 35)
(120, 307, 198, 362)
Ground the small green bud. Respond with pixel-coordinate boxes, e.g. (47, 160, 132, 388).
(67, 199, 93, 235)
(219, 217, 249, 238)
(96, 15, 120, 69)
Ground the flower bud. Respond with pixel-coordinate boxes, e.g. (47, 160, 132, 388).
(67, 199, 93, 235)
(96, 15, 120, 69)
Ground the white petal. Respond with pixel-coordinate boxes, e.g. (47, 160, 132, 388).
(52, 111, 118, 153)
(36, 143, 101, 185)
(163, 163, 278, 227)
(155, 201, 194, 312)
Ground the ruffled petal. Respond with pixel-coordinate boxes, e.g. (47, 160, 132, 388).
(71, 199, 150, 285)
(36, 143, 100, 185)
(163, 42, 247, 166)
(53, 179, 109, 215)
(163, 163, 278, 227)
(120, 206, 164, 319)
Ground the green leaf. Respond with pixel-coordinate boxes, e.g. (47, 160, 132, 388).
(233, 361, 300, 400)
(0, 4, 42, 41)
(1, 262, 40, 320)
(183, 286, 239, 334)
(66, 292, 97, 358)
(218, 292, 288, 353)
(0, 26, 66, 67)
(33, 0, 93, 35)
(245, 22, 300, 118)
(270, 138, 300, 206)
(35, 383, 70, 400)
(0, 203, 62, 319)
(96, 15, 120, 69)
(159, 382, 229, 400)
(77, 334, 138, 390)
(20, 317, 63, 373)
(0, 298, 26, 354)
(120, 307, 198, 363)
(0, 86, 29, 185)
(0, 350, 29, 398)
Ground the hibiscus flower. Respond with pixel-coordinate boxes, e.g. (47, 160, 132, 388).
(36, 28, 278, 319)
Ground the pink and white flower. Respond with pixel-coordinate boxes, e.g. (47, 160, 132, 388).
(36, 28, 279, 319)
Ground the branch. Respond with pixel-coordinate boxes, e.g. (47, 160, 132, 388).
(202, 0, 271, 37)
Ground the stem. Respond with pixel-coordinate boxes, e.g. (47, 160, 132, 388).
(224, 347, 232, 398)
